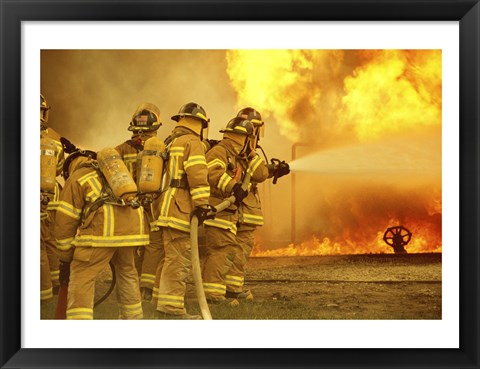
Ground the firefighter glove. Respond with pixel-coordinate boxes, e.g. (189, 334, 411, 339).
(59, 261, 71, 286)
(232, 183, 248, 206)
(192, 205, 216, 225)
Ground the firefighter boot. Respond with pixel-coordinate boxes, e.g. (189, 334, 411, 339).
(226, 289, 254, 301)
(207, 296, 240, 307)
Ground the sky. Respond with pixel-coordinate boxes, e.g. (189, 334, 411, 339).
(41, 49, 442, 254)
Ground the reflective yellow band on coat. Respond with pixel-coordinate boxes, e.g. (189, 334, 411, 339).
(46, 200, 60, 211)
(40, 213, 48, 221)
(67, 307, 94, 320)
(207, 159, 226, 169)
(247, 156, 262, 176)
(204, 219, 237, 234)
(56, 237, 74, 251)
(184, 155, 207, 170)
(152, 287, 159, 299)
(203, 282, 226, 294)
(155, 216, 190, 233)
(40, 288, 53, 300)
(190, 186, 210, 200)
(242, 214, 264, 226)
(218, 172, 232, 192)
(103, 204, 114, 237)
(73, 234, 149, 247)
(78, 171, 98, 185)
(157, 294, 184, 308)
(56, 201, 82, 220)
(226, 274, 244, 287)
(87, 177, 102, 196)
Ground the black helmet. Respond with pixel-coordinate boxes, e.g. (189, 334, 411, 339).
(40, 94, 50, 124)
(237, 107, 263, 127)
(220, 117, 254, 136)
(129, 103, 161, 132)
(171, 102, 210, 128)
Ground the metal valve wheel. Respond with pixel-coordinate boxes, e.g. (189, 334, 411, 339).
(383, 225, 412, 254)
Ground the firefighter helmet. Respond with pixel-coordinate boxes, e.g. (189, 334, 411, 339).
(40, 94, 50, 124)
(220, 117, 254, 136)
(129, 103, 161, 132)
(171, 102, 210, 128)
(237, 107, 264, 137)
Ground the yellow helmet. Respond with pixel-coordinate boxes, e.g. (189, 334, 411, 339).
(129, 103, 161, 132)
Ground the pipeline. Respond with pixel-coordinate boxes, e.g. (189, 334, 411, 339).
(190, 173, 252, 320)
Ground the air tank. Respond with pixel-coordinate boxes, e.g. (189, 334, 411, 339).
(40, 136, 57, 194)
(97, 147, 138, 201)
(137, 136, 165, 193)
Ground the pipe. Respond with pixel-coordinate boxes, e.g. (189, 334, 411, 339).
(190, 172, 252, 320)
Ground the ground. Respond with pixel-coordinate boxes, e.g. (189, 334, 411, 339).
(42, 253, 441, 320)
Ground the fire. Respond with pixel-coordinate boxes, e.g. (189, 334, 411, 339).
(227, 49, 442, 256)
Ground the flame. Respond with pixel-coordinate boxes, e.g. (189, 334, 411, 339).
(227, 49, 442, 256)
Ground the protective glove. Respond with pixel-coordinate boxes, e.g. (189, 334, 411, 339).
(58, 261, 71, 286)
(232, 183, 248, 206)
(192, 205, 216, 225)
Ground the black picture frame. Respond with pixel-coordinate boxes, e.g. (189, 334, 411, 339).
(1, 0, 479, 368)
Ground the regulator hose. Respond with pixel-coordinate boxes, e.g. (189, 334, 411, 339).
(190, 173, 252, 320)
(94, 261, 116, 307)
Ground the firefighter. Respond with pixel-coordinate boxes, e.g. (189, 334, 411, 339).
(114, 103, 163, 300)
(40, 94, 64, 302)
(225, 108, 290, 301)
(152, 102, 213, 319)
(54, 149, 148, 320)
(201, 116, 264, 305)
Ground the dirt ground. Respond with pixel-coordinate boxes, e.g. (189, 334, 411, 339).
(238, 253, 442, 319)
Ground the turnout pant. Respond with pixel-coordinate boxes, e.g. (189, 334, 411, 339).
(66, 246, 143, 320)
(226, 227, 255, 294)
(140, 228, 164, 290)
(40, 219, 53, 302)
(202, 226, 238, 300)
(154, 228, 192, 315)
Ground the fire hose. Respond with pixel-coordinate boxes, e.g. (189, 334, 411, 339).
(190, 172, 252, 320)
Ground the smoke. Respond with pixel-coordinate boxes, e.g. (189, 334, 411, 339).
(41, 50, 238, 150)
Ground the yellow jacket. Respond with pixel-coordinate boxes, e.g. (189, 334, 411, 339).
(115, 140, 141, 181)
(239, 152, 270, 228)
(154, 127, 210, 233)
(54, 163, 149, 251)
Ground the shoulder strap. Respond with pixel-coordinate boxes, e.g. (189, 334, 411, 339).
(126, 139, 143, 152)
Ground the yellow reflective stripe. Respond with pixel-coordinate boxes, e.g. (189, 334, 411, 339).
(218, 173, 232, 192)
(169, 147, 184, 156)
(157, 294, 184, 307)
(190, 186, 210, 200)
(56, 201, 82, 220)
(87, 177, 102, 197)
(160, 187, 176, 218)
(118, 302, 142, 311)
(226, 274, 244, 287)
(73, 234, 149, 247)
(207, 158, 226, 169)
(140, 274, 156, 283)
(67, 307, 94, 320)
(247, 155, 262, 176)
(152, 287, 159, 299)
(203, 283, 226, 293)
(156, 216, 191, 233)
(40, 288, 53, 300)
(103, 205, 114, 237)
(50, 270, 60, 281)
(243, 214, 264, 225)
(46, 200, 60, 211)
(78, 171, 97, 185)
(204, 219, 237, 234)
(41, 213, 48, 221)
(184, 155, 207, 170)
(56, 237, 74, 251)
(137, 207, 144, 235)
